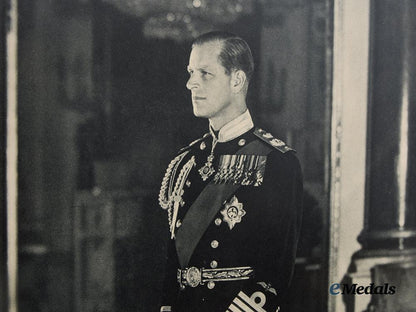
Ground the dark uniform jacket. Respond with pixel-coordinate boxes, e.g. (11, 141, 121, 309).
(159, 113, 303, 312)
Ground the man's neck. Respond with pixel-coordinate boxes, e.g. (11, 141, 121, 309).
(209, 103, 247, 131)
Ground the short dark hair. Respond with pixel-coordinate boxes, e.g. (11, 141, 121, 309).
(192, 31, 254, 82)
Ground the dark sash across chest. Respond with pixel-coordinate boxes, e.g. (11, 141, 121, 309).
(175, 140, 274, 268)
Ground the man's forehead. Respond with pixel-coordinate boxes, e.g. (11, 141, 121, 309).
(188, 42, 222, 67)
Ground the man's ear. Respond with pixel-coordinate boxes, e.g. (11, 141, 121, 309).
(231, 70, 247, 93)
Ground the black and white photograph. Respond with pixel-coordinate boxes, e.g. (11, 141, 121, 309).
(1, 0, 416, 311)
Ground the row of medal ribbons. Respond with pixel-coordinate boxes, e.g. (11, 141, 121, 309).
(213, 154, 267, 186)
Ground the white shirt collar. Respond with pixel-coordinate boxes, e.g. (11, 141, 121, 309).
(209, 110, 254, 143)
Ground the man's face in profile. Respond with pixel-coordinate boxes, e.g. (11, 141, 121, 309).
(186, 42, 233, 120)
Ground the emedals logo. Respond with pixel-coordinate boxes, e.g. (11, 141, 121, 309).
(329, 283, 396, 295)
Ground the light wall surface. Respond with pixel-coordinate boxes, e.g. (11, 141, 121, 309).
(330, 0, 370, 311)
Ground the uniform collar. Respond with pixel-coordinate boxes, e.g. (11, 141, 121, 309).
(209, 109, 254, 143)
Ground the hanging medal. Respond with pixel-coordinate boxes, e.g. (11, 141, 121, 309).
(199, 154, 215, 181)
(199, 135, 218, 181)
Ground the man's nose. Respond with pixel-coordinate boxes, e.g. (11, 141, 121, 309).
(186, 75, 198, 90)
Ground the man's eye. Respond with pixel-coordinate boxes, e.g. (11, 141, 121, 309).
(201, 71, 211, 77)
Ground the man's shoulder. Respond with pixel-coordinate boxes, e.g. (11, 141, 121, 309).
(252, 127, 295, 154)
(251, 128, 301, 185)
(177, 132, 211, 154)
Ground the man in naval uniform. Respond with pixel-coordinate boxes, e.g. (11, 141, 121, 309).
(158, 31, 303, 312)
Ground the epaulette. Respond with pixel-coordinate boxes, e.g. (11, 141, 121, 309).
(253, 128, 294, 153)
(178, 132, 211, 154)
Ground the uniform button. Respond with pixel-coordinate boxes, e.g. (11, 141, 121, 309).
(210, 260, 218, 268)
(186, 180, 191, 187)
(207, 281, 215, 289)
(210, 240, 219, 248)
(238, 139, 246, 146)
(214, 218, 222, 226)
(176, 219, 182, 228)
(200, 141, 206, 150)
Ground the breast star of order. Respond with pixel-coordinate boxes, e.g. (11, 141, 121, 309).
(220, 195, 246, 230)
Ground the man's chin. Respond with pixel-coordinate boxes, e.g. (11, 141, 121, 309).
(192, 108, 209, 119)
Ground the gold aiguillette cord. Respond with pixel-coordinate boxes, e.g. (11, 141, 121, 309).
(170, 156, 196, 239)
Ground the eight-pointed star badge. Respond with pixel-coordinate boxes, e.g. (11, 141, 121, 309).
(220, 196, 246, 230)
